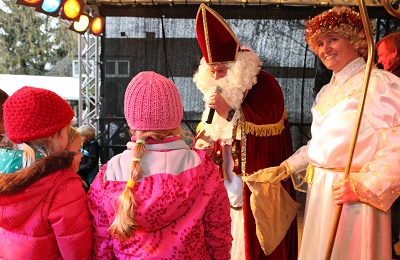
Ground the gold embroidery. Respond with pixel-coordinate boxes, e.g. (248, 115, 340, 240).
(376, 182, 382, 191)
(305, 164, 315, 186)
(384, 163, 391, 170)
(315, 88, 360, 115)
(305, 164, 362, 185)
(314, 73, 361, 115)
(201, 6, 212, 64)
(378, 124, 400, 134)
(243, 110, 287, 137)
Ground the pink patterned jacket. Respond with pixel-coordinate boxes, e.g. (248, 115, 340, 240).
(88, 138, 232, 259)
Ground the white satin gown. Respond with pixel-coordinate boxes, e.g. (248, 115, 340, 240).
(287, 57, 400, 260)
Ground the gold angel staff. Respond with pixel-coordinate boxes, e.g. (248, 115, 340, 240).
(324, 0, 399, 258)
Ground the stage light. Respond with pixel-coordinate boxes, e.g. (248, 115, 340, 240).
(41, 0, 61, 12)
(89, 15, 104, 36)
(60, 0, 83, 21)
(16, 0, 41, 8)
(35, 0, 62, 16)
(17, 0, 82, 20)
(69, 13, 90, 34)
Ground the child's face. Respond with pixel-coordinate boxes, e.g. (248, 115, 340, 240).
(53, 124, 71, 153)
(82, 135, 90, 143)
(68, 136, 83, 173)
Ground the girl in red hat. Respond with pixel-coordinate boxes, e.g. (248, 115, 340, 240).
(0, 86, 92, 259)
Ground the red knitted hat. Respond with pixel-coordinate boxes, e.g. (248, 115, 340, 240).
(4, 86, 74, 144)
(196, 3, 239, 64)
(124, 71, 183, 131)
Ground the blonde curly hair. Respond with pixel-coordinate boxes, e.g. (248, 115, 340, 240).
(305, 6, 374, 60)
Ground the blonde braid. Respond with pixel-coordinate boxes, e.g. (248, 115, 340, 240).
(108, 134, 147, 241)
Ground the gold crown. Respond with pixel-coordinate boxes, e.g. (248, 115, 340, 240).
(305, 6, 365, 43)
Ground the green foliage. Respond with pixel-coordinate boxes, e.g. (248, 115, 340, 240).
(0, 0, 78, 75)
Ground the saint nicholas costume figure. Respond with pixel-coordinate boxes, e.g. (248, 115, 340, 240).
(193, 4, 299, 260)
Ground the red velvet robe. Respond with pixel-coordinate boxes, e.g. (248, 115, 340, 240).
(238, 70, 297, 260)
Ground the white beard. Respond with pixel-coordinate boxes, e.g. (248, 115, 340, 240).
(193, 51, 261, 143)
(199, 77, 243, 144)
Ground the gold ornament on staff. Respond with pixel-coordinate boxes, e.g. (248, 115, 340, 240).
(324, 0, 375, 259)
(383, 0, 400, 18)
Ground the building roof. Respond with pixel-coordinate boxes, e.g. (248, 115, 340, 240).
(0, 74, 79, 101)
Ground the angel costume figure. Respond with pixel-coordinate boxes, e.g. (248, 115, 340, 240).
(275, 6, 400, 260)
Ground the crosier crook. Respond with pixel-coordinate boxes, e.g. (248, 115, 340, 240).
(324, 1, 375, 259)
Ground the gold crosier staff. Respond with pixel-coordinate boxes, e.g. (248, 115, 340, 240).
(383, 0, 400, 18)
(324, 1, 375, 259)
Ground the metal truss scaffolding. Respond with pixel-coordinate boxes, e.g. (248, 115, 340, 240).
(77, 31, 100, 134)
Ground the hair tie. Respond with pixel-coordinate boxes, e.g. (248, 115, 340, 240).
(126, 179, 135, 189)
(132, 157, 141, 163)
(135, 140, 146, 145)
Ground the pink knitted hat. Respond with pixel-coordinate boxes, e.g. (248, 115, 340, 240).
(124, 71, 183, 130)
(4, 86, 74, 144)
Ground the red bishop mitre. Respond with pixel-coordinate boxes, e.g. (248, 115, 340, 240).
(195, 4, 239, 65)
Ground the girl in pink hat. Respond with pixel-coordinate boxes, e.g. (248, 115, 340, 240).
(88, 71, 232, 259)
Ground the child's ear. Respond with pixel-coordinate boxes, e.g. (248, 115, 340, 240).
(393, 50, 398, 58)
